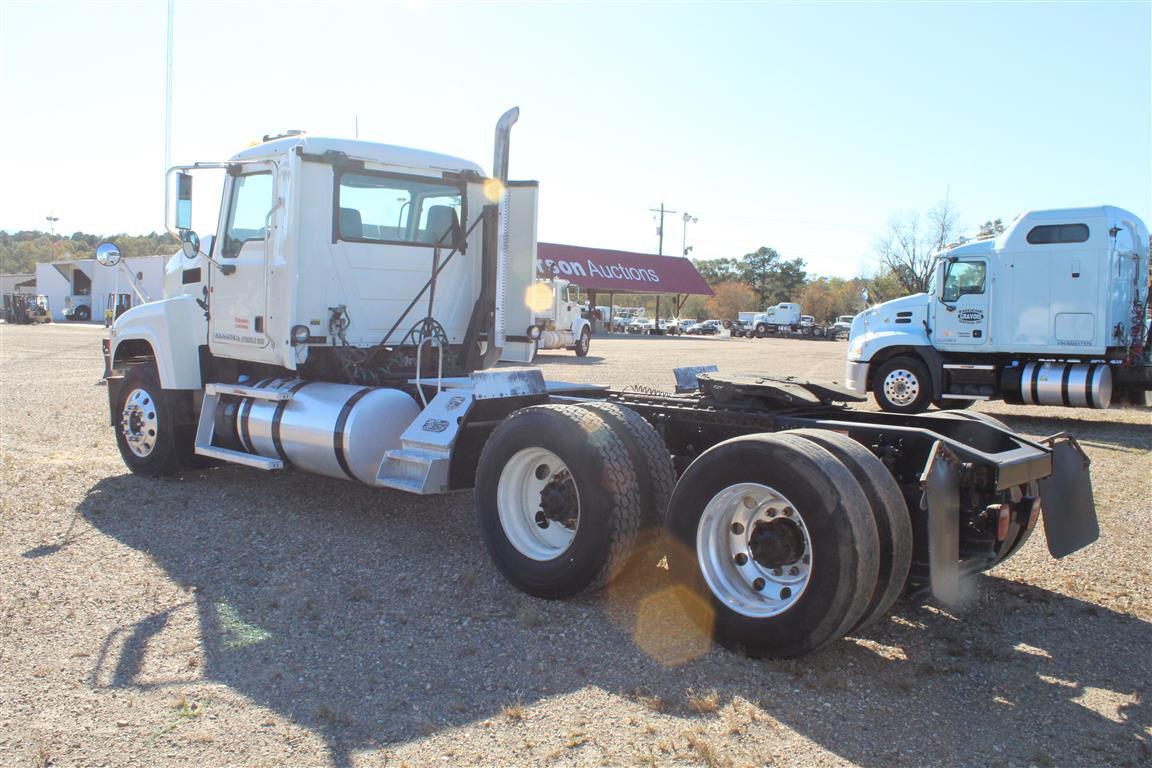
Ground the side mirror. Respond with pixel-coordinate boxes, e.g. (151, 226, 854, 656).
(176, 172, 193, 231)
(181, 230, 200, 260)
(95, 242, 121, 267)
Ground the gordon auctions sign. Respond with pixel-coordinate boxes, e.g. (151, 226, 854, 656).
(536, 242, 714, 296)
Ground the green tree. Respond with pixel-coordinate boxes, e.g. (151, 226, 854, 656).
(977, 218, 1005, 238)
(738, 246, 807, 306)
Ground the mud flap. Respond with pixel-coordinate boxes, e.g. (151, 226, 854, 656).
(921, 441, 960, 605)
(1038, 437, 1099, 558)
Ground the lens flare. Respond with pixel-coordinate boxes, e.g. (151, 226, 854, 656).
(525, 282, 553, 313)
(483, 178, 505, 203)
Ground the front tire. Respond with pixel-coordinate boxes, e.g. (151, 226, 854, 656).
(574, 327, 591, 357)
(665, 433, 880, 658)
(113, 363, 194, 477)
(754, 323, 767, 338)
(475, 405, 642, 598)
(73, 305, 91, 322)
(872, 355, 933, 413)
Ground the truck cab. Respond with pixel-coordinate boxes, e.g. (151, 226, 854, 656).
(846, 205, 1150, 412)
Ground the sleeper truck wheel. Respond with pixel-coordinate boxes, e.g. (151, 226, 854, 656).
(475, 404, 643, 598)
(665, 433, 880, 658)
(873, 355, 933, 414)
(574, 327, 591, 357)
(754, 323, 767, 338)
(114, 363, 193, 477)
(784, 429, 912, 632)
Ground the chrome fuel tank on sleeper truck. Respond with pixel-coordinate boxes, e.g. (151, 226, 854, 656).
(214, 379, 421, 485)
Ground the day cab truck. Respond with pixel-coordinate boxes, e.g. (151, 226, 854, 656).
(846, 206, 1150, 413)
(500, 276, 591, 361)
(96, 110, 1101, 659)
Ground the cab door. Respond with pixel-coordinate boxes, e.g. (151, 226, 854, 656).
(209, 164, 281, 364)
(933, 259, 989, 347)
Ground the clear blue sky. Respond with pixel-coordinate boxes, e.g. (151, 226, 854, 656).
(2, 0, 1149, 278)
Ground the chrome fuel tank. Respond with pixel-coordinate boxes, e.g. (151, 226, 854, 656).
(1017, 362, 1113, 408)
(228, 379, 420, 484)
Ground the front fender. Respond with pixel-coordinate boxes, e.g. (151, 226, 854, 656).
(109, 295, 206, 389)
(847, 328, 933, 363)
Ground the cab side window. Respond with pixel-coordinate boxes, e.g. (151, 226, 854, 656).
(942, 261, 986, 302)
(222, 172, 273, 257)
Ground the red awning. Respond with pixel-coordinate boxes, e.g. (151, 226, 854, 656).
(537, 243, 714, 296)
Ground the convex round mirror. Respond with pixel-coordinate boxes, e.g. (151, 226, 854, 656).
(180, 230, 200, 260)
(95, 242, 121, 267)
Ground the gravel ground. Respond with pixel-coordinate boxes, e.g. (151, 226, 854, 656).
(1, 323, 1149, 768)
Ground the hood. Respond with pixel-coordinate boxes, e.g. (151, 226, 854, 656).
(850, 293, 931, 339)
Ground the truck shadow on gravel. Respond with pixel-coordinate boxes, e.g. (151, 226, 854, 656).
(79, 470, 1150, 767)
(987, 411, 1152, 452)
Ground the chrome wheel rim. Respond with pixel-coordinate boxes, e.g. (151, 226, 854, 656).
(497, 447, 580, 560)
(697, 482, 812, 618)
(121, 387, 159, 458)
(882, 368, 920, 407)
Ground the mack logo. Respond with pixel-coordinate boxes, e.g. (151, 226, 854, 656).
(422, 418, 450, 433)
(958, 309, 984, 324)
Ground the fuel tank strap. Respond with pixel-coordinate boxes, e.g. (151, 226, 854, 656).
(271, 381, 311, 465)
(333, 387, 374, 481)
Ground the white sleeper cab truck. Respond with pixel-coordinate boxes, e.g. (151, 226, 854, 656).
(846, 206, 1151, 413)
(98, 110, 1101, 660)
(501, 277, 590, 362)
(750, 302, 802, 336)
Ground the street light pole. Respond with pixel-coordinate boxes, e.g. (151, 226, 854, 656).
(45, 215, 59, 236)
(682, 212, 698, 256)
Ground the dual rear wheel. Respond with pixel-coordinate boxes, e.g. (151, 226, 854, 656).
(476, 404, 912, 658)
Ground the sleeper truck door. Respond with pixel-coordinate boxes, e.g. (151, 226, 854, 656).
(933, 258, 989, 347)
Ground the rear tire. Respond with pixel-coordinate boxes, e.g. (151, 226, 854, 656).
(475, 405, 642, 598)
(665, 433, 879, 658)
(784, 429, 912, 633)
(873, 355, 933, 414)
(575, 402, 676, 530)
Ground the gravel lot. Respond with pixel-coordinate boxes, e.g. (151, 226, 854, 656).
(2, 323, 1149, 768)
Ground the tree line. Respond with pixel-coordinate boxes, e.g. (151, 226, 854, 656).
(0, 230, 180, 275)
(659, 201, 1007, 323)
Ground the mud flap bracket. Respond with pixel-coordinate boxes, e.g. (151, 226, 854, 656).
(921, 440, 960, 605)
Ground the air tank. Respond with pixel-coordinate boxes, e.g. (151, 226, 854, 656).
(1017, 362, 1113, 408)
(218, 378, 420, 484)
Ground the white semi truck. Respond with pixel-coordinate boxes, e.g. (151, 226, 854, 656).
(97, 110, 1101, 659)
(846, 206, 1150, 413)
(501, 277, 591, 362)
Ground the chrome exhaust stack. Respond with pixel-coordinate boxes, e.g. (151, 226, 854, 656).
(492, 107, 520, 182)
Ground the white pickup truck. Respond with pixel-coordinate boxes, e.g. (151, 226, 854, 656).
(846, 206, 1150, 412)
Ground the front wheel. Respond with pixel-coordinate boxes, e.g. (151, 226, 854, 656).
(114, 363, 195, 477)
(754, 323, 767, 338)
(475, 405, 642, 598)
(574, 327, 591, 357)
(872, 355, 933, 414)
(73, 305, 91, 322)
(665, 433, 879, 658)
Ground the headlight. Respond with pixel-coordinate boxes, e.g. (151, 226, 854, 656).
(527, 325, 542, 340)
(291, 324, 311, 345)
(849, 342, 864, 359)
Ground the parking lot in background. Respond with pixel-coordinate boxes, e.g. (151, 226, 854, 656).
(2, 324, 1149, 768)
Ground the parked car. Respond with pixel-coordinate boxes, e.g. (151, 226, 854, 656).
(627, 318, 655, 334)
(678, 318, 697, 333)
(687, 319, 722, 336)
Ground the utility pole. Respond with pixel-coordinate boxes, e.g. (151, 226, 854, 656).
(681, 212, 698, 256)
(649, 203, 677, 256)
